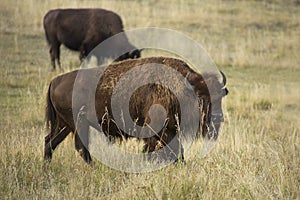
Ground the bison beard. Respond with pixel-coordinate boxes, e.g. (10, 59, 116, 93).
(44, 57, 228, 164)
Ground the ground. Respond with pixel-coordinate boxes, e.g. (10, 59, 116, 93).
(0, 0, 299, 199)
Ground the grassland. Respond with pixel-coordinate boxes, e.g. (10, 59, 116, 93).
(0, 0, 299, 199)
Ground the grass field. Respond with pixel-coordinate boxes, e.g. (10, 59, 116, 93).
(0, 0, 299, 199)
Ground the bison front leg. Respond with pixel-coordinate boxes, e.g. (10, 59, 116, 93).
(79, 44, 87, 63)
(75, 105, 92, 163)
(74, 133, 92, 163)
(161, 135, 185, 164)
(49, 47, 56, 70)
(143, 134, 185, 164)
(49, 43, 61, 71)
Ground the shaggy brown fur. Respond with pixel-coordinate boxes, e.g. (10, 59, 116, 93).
(45, 57, 228, 163)
(43, 8, 140, 70)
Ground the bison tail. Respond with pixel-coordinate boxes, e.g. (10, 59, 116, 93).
(45, 82, 56, 132)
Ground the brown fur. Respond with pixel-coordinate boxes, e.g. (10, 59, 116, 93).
(45, 57, 228, 163)
(43, 8, 140, 70)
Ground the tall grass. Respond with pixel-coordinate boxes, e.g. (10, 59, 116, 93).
(0, 0, 299, 199)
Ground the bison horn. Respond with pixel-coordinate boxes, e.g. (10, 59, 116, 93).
(220, 71, 227, 88)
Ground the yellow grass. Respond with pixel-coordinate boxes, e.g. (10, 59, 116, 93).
(0, 0, 299, 199)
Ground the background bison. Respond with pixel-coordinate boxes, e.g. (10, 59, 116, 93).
(45, 57, 228, 163)
(43, 8, 141, 70)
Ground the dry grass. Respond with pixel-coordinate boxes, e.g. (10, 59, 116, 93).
(0, 0, 299, 199)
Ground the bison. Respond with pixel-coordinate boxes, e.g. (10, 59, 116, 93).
(43, 8, 141, 70)
(44, 57, 228, 164)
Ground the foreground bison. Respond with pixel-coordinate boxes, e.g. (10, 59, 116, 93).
(45, 57, 228, 163)
(43, 8, 141, 70)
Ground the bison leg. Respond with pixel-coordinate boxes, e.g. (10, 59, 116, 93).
(74, 133, 92, 163)
(143, 133, 185, 163)
(79, 43, 96, 63)
(44, 126, 71, 161)
(74, 105, 92, 163)
(79, 45, 86, 63)
(50, 43, 61, 70)
(56, 45, 61, 70)
(49, 47, 55, 70)
(162, 137, 185, 163)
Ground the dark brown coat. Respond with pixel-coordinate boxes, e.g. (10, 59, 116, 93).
(43, 8, 140, 70)
(45, 57, 228, 163)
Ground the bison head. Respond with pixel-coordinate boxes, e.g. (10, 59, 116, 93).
(115, 49, 142, 62)
(185, 71, 228, 140)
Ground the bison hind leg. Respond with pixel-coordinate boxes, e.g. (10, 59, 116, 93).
(74, 105, 92, 164)
(44, 126, 71, 162)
